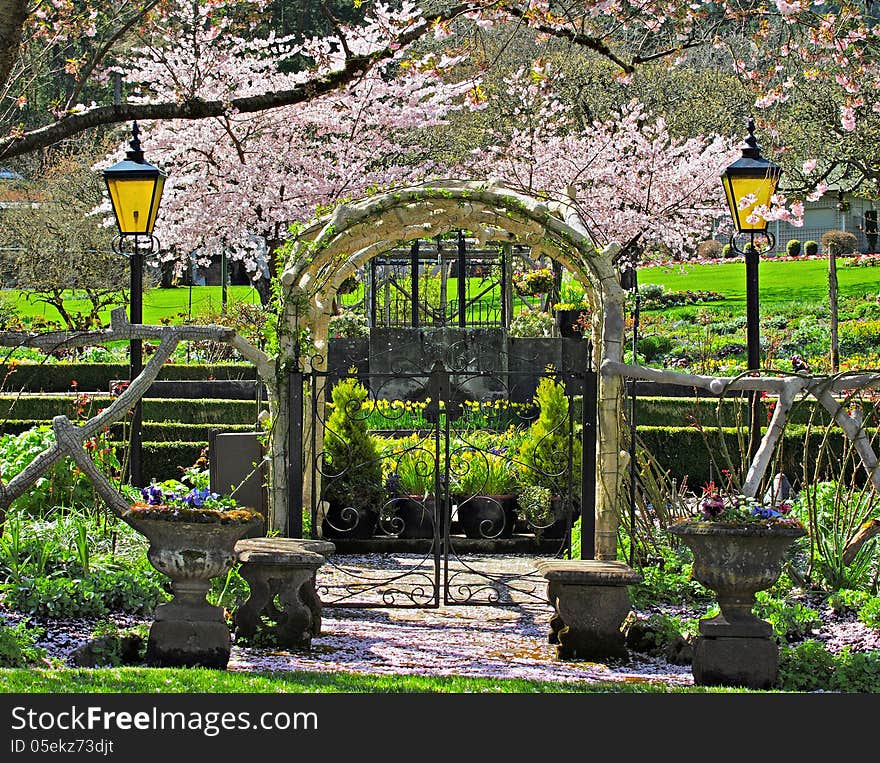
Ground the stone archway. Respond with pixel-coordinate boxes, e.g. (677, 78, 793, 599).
(270, 180, 627, 560)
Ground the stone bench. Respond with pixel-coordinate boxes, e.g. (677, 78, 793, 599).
(535, 560, 642, 660)
(233, 538, 334, 649)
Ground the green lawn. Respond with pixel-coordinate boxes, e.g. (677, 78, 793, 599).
(1, 285, 262, 327)
(5, 258, 880, 328)
(0, 667, 732, 693)
(639, 258, 880, 311)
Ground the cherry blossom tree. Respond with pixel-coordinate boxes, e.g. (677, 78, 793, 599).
(103, 1, 475, 299)
(0, 0, 879, 170)
(465, 63, 740, 260)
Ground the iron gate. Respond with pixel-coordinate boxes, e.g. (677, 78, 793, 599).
(289, 341, 597, 608)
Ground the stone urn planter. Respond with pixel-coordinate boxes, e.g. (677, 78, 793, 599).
(668, 520, 806, 689)
(125, 508, 262, 669)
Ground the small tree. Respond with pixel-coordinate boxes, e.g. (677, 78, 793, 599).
(518, 371, 582, 497)
(322, 376, 385, 534)
(822, 230, 859, 373)
(0, 147, 128, 330)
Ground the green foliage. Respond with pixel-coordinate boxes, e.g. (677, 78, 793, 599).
(508, 308, 554, 337)
(776, 640, 837, 691)
(858, 597, 880, 630)
(821, 229, 858, 255)
(777, 641, 880, 692)
(4, 567, 167, 618)
(517, 371, 581, 497)
(754, 592, 822, 642)
(0, 426, 116, 515)
(0, 620, 47, 667)
(826, 588, 871, 615)
(786, 239, 802, 257)
(804, 240, 819, 256)
(322, 376, 384, 511)
(329, 309, 369, 339)
(722, 243, 734, 258)
(629, 549, 713, 608)
(637, 334, 675, 362)
(792, 481, 879, 591)
(84, 621, 149, 667)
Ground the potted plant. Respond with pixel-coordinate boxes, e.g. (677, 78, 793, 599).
(122, 478, 262, 669)
(451, 445, 518, 539)
(383, 439, 444, 539)
(667, 482, 806, 688)
(516, 371, 582, 539)
(321, 375, 385, 539)
(553, 302, 590, 339)
(513, 267, 554, 297)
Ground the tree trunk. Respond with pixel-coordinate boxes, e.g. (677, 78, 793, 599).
(829, 250, 839, 374)
(0, 1, 27, 96)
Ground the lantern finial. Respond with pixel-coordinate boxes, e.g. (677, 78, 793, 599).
(127, 121, 145, 163)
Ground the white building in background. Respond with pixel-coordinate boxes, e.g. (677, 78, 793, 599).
(772, 187, 878, 254)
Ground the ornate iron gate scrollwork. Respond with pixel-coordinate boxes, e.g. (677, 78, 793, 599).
(291, 337, 597, 609)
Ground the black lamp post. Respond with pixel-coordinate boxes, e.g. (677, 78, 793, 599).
(104, 121, 166, 487)
(721, 117, 781, 460)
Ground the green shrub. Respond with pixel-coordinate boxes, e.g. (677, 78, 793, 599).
(858, 597, 880, 630)
(822, 229, 858, 255)
(322, 375, 384, 511)
(629, 552, 712, 608)
(827, 588, 871, 615)
(517, 371, 581, 498)
(804, 240, 819, 256)
(786, 239, 802, 257)
(779, 641, 880, 692)
(0, 620, 46, 667)
(776, 640, 837, 691)
(637, 335, 675, 362)
(697, 240, 723, 259)
(754, 592, 822, 642)
(4, 566, 168, 618)
(722, 243, 734, 258)
(0, 363, 256, 393)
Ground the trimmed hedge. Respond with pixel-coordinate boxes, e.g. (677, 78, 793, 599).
(632, 396, 845, 428)
(1, 363, 256, 392)
(638, 425, 850, 487)
(0, 420, 255, 441)
(138, 441, 206, 482)
(0, 396, 259, 425)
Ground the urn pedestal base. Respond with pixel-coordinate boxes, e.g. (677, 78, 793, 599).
(692, 636, 778, 690)
(147, 599, 231, 668)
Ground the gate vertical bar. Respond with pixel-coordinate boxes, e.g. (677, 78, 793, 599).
(410, 239, 420, 328)
(457, 230, 467, 328)
(581, 344, 597, 559)
(369, 258, 377, 327)
(287, 369, 304, 539)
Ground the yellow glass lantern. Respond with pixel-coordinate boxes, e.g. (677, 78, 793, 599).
(104, 121, 166, 236)
(721, 118, 781, 233)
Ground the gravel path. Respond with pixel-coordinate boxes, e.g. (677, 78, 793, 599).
(3, 553, 878, 688)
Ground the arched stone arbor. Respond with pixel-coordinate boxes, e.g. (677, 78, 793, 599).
(273, 180, 626, 560)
